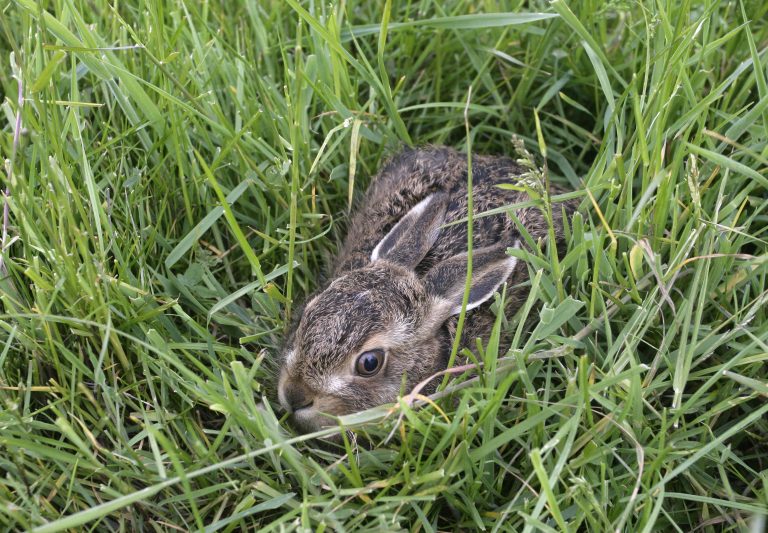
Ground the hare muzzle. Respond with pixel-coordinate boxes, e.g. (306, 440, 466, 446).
(280, 379, 314, 413)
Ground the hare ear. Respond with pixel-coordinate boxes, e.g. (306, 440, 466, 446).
(424, 243, 519, 317)
(371, 193, 448, 268)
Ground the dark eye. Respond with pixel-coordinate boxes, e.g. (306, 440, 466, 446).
(355, 349, 384, 377)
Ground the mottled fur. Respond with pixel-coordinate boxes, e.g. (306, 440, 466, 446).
(279, 146, 576, 433)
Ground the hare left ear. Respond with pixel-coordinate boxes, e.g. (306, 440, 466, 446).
(371, 193, 448, 269)
(424, 243, 519, 317)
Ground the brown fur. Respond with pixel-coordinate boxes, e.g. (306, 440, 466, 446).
(279, 146, 576, 433)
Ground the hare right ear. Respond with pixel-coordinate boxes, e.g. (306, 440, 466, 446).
(371, 193, 448, 269)
(424, 243, 518, 317)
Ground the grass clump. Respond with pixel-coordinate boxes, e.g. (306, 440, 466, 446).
(0, 0, 766, 530)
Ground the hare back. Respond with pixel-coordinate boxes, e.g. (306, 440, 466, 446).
(333, 146, 573, 277)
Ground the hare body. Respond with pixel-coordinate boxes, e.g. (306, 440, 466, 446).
(279, 146, 575, 433)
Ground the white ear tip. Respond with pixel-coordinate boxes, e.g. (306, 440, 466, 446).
(369, 194, 438, 263)
(410, 194, 435, 215)
(503, 255, 518, 275)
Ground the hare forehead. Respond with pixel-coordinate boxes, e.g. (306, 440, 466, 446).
(298, 309, 385, 368)
(295, 297, 417, 371)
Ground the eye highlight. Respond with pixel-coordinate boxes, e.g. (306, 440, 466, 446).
(355, 349, 384, 377)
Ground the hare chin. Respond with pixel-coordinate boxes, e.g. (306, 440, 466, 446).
(289, 407, 337, 435)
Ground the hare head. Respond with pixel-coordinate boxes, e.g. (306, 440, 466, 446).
(278, 193, 518, 434)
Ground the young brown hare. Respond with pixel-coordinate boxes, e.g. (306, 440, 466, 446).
(279, 146, 575, 433)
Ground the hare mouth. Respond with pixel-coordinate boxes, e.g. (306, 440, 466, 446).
(292, 399, 314, 412)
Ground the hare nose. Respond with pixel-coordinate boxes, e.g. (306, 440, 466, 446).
(283, 381, 314, 413)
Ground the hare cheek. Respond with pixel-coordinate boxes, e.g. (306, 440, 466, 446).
(325, 376, 347, 394)
(311, 396, 349, 421)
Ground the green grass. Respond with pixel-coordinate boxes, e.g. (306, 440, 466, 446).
(0, 0, 767, 530)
